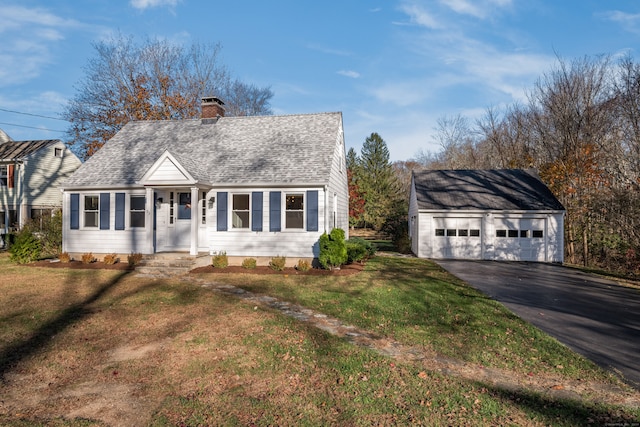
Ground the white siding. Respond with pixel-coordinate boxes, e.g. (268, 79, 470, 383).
(145, 158, 190, 182)
(62, 189, 153, 255)
(207, 187, 325, 258)
(24, 142, 81, 206)
(326, 121, 349, 237)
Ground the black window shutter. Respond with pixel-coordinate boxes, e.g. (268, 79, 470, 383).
(115, 193, 125, 230)
(70, 193, 79, 230)
(217, 192, 228, 231)
(307, 190, 319, 231)
(99, 193, 110, 230)
(251, 192, 263, 231)
(269, 191, 281, 232)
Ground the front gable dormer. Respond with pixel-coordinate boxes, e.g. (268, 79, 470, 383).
(139, 150, 197, 186)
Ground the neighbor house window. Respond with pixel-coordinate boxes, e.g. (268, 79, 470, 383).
(0, 165, 7, 186)
(0, 211, 5, 229)
(54, 148, 63, 158)
(130, 195, 145, 228)
(532, 230, 544, 238)
(232, 194, 250, 229)
(285, 193, 304, 229)
(84, 195, 99, 227)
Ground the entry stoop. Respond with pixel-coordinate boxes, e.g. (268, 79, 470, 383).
(136, 252, 207, 277)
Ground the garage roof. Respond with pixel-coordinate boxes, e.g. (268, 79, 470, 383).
(412, 169, 565, 211)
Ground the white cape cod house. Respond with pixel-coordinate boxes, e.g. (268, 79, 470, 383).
(409, 169, 565, 263)
(61, 98, 349, 262)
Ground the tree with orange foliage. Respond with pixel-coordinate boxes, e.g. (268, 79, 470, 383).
(63, 34, 273, 159)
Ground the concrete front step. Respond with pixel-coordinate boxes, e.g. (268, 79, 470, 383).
(136, 252, 207, 277)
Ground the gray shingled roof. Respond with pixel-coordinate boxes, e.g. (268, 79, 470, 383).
(0, 140, 59, 160)
(413, 169, 565, 211)
(63, 112, 343, 188)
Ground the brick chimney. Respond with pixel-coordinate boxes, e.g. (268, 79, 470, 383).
(201, 97, 225, 121)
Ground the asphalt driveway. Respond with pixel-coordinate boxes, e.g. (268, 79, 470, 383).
(435, 260, 640, 389)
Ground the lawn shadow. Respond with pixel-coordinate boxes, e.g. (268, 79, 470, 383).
(0, 269, 152, 379)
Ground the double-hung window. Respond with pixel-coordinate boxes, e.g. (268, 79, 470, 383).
(130, 195, 145, 227)
(0, 165, 7, 186)
(285, 193, 304, 229)
(84, 195, 99, 227)
(232, 194, 250, 229)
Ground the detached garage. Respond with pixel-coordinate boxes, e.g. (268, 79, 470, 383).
(409, 169, 565, 263)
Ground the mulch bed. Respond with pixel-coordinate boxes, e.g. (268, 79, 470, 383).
(26, 260, 365, 276)
(190, 263, 365, 276)
(28, 260, 135, 271)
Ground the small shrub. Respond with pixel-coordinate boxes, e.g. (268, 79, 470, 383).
(269, 256, 286, 271)
(103, 253, 119, 265)
(319, 228, 348, 269)
(8, 229, 42, 264)
(128, 252, 143, 266)
(346, 237, 376, 263)
(295, 259, 311, 272)
(81, 252, 96, 264)
(212, 251, 228, 268)
(241, 258, 257, 269)
(58, 252, 71, 263)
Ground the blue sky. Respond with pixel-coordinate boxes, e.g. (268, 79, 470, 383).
(1, 0, 639, 161)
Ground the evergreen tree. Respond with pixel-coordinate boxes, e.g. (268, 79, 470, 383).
(358, 133, 400, 230)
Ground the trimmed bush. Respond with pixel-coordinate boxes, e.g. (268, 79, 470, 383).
(241, 258, 257, 269)
(212, 252, 229, 268)
(128, 252, 143, 266)
(8, 229, 42, 264)
(269, 256, 286, 271)
(319, 228, 348, 269)
(103, 253, 119, 265)
(295, 259, 311, 272)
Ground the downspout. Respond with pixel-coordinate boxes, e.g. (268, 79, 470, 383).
(324, 185, 328, 233)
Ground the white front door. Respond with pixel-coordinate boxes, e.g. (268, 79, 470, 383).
(172, 191, 192, 249)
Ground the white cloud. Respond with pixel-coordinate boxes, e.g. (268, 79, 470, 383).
(601, 10, 640, 34)
(397, 1, 443, 29)
(0, 5, 90, 87)
(130, 0, 180, 10)
(338, 70, 361, 79)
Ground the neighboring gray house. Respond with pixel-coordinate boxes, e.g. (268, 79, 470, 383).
(409, 169, 565, 263)
(0, 135, 82, 244)
(61, 98, 349, 263)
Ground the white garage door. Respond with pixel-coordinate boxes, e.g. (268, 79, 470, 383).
(493, 217, 546, 262)
(432, 217, 482, 259)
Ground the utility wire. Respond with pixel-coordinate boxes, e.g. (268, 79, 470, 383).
(0, 107, 67, 121)
(0, 121, 66, 133)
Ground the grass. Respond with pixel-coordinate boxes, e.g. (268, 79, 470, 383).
(0, 252, 638, 426)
